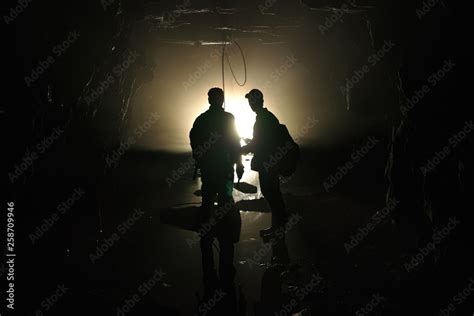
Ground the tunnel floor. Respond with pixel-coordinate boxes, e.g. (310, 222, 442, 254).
(23, 151, 469, 316)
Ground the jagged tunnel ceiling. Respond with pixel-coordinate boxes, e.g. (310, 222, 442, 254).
(8, 0, 454, 154)
(138, 0, 375, 44)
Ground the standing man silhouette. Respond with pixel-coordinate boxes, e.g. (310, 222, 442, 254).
(190, 87, 244, 297)
(242, 89, 289, 235)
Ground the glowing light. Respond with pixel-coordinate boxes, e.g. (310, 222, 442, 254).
(224, 95, 255, 140)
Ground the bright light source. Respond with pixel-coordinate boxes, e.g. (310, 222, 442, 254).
(224, 95, 255, 140)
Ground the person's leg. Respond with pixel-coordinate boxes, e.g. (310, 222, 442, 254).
(215, 173, 240, 292)
(216, 178, 234, 215)
(259, 171, 288, 227)
(200, 171, 217, 223)
(215, 170, 240, 243)
(200, 170, 220, 294)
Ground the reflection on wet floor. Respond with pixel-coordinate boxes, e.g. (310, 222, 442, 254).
(81, 152, 397, 315)
(160, 171, 319, 315)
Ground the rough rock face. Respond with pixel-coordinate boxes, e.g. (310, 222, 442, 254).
(384, 1, 471, 312)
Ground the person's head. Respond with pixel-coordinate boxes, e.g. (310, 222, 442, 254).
(208, 87, 224, 107)
(245, 89, 264, 112)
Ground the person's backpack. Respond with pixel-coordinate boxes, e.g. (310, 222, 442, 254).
(263, 124, 300, 176)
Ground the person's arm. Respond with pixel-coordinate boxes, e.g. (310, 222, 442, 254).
(190, 117, 206, 164)
(189, 119, 198, 159)
(241, 122, 258, 154)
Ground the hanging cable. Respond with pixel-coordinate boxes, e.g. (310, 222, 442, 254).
(222, 42, 226, 109)
(221, 39, 247, 110)
(225, 40, 247, 87)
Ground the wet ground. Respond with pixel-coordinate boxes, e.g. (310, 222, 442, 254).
(75, 150, 397, 315)
(18, 147, 472, 315)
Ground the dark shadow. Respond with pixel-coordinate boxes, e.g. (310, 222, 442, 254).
(255, 237, 328, 315)
(254, 238, 291, 315)
(198, 181, 257, 196)
(235, 198, 270, 213)
(160, 206, 201, 231)
(160, 198, 271, 233)
(234, 181, 258, 194)
(197, 200, 243, 315)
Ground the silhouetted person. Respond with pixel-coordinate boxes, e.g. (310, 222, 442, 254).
(189, 88, 244, 303)
(242, 89, 289, 234)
